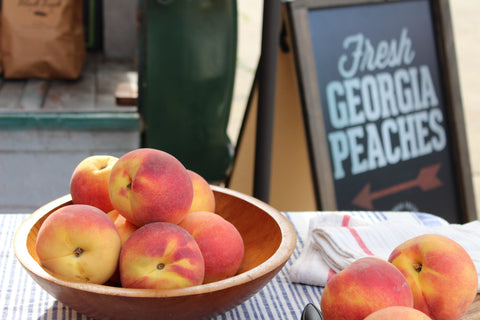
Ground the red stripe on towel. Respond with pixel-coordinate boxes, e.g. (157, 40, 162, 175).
(343, 215, 374, 256)
(347, 226, 374, 255)
(327, 214, 375, 282)
(341, 215, 351, 226)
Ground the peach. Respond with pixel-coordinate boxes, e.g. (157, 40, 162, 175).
(107, 209, 139, 284)
(35, 204, 121, 284)
(119, 222, 205, 289)
(108, 148, 193, 226)
(364, 306, 433, 319)
(187, 170, 215, 214)
(388, 234, 478, 320)
(70, 155, 118, 213)
(178, 211, 244, 283)
(320, 256, 413, 320)
(107, 209, 138, 245)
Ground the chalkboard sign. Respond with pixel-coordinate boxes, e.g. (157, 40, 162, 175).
(286, 0, 476, 223)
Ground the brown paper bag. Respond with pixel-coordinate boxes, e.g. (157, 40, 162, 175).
(1, 0, 86, 80)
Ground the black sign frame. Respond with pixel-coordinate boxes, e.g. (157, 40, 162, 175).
(286, 0, 476, 222)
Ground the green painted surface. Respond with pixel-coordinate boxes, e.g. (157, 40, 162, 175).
(138, 0, 237, 182)
(0, 112, 141, 130)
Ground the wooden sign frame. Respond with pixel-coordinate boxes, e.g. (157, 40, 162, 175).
(285, 0, 476, 222)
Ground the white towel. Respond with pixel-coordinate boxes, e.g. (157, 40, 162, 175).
(288, 211, 480, 292)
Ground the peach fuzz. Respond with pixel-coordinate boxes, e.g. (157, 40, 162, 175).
(364, 306, 433, 319)
(70, 155, 118, 213)
(179, 211, 244, 283)
(320, 256, 413, 320)
(187, 170, 215, 214)
(107, 209, 138, 283)
(108, 148, 193, 226)
(35, 204, 121, 284)
(119, 222, 205, 290)
(388, 234, 478, 320)
(107, 209, 138, 245)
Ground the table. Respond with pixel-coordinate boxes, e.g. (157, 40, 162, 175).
(1, 213, 478, 319)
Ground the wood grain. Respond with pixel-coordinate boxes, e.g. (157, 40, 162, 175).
(0, 53, 137, 113)
(115, 81, 138, 106)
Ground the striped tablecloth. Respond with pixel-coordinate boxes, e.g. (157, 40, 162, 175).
(1, 213, 322, 320)
(1, 211, 445, 320)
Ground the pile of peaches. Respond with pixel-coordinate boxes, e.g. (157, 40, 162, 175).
(320, 234, 478, 320)
(35, 148, 244, 289)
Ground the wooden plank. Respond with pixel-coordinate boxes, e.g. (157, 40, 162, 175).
(96, 62, 137, 109)
(115, 81, 138, 106)
(0, 80, 25, 110)
(42, 73, 96, 111)
(41, 53, 98, 111)
(19, 79, 48, 110)
(1, 53, 138, 114)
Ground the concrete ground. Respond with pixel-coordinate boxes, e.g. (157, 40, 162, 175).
(230, 0, 480, 218)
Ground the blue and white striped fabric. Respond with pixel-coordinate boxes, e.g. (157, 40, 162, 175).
(0, 211, 454, 319)
(1, 213, 322, 320)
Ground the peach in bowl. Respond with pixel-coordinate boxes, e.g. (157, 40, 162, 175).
(13, 186, 297, 320)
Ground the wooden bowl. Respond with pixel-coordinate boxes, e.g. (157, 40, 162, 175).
(13, 186, 297, 320)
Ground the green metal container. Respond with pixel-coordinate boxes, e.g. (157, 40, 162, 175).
(138, 0, 237, 183)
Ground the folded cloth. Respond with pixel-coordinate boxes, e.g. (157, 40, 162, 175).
(288, 211, 480, 292)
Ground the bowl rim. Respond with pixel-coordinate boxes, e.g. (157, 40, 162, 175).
(13, 185, 297, 298)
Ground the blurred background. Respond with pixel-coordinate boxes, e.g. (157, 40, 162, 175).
(0, 0, 478, 220)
